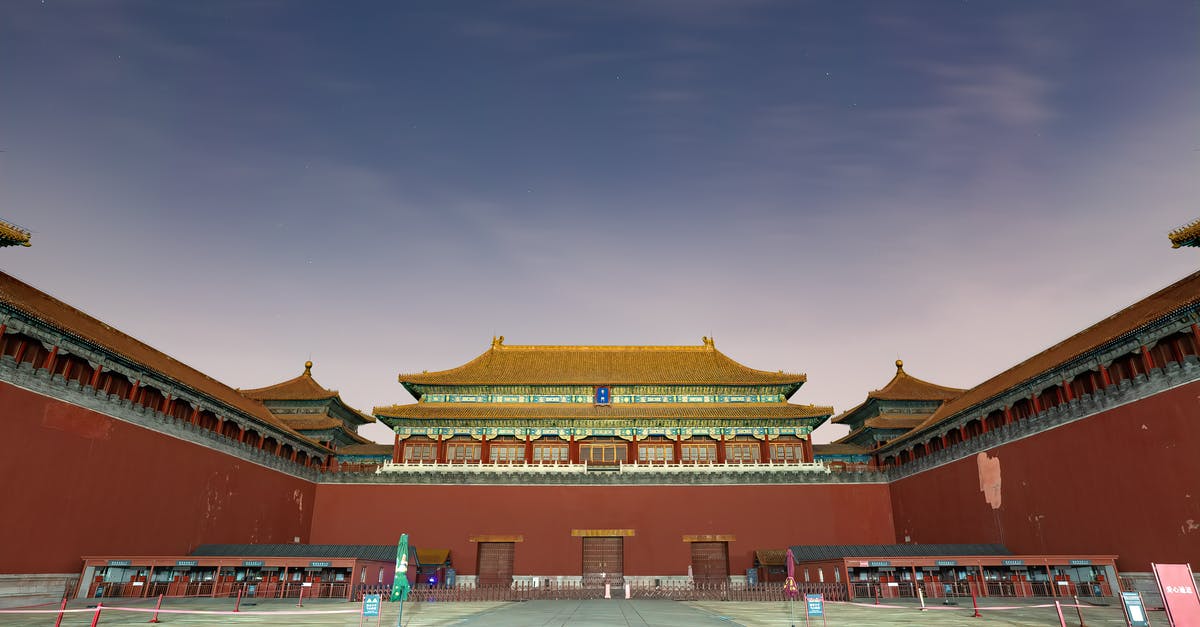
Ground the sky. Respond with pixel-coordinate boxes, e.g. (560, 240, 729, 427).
(1, 1, 1197, 444)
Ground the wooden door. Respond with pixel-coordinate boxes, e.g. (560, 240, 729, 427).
(581, 537, 624, 587)
(691, 542, 729, 586)
(477, 542, 514, 587)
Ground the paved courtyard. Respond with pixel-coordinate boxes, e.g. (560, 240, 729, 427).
(0, 596, 1143, 626)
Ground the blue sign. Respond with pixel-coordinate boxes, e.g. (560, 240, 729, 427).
(176, 560, 198, 567)
(309, 561, 331, 568)
(805, 593, 825, 617)
(106, 560, 131, 567)
(242, 560, 264, 567)
(1002, 560, 1025, 566)
(595, 386, 610, 405)
(868, 560, 891, 567)
(1069, 559, 1091, 566)
(1120, 592, 1149, 626)
(935, 560, 958, 566)
(362, 594, 382, 618)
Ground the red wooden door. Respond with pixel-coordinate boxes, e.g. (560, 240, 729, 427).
(691, 542, 729, 586)
(477, 542, 514, 587)
(582, 537, 624, 587)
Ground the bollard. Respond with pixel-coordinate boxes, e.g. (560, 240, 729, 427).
(605, 582, 611, 599)
(149, 593, 164, 623)
(970, 584, 981, 618)
(1074, 595, 1086, 626)
(53, 596, 68, 627)
(1054, 600, 1067, 627)
(874, 583, 880, 606)
(235, 587, 244, 612)
(89, 602, 103, 627)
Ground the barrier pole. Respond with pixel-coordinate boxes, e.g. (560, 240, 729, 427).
(1054, 600, 1067, 627)
(874, 583, 879, 605)
(918, 587, 926, 610)
(148, 593, 163, 623)
(89, 602, 103, 627)
(53, 596, 68, 627)
(297, 585, 305, 607)
(1074, 594, 1086, 626)
(970, 583, 981, 618)
(234, 587, 244, 612)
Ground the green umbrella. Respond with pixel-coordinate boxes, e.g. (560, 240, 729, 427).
(390, 534, 410, 603)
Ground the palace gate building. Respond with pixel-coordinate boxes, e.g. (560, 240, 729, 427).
(0, 259, 1198, 598)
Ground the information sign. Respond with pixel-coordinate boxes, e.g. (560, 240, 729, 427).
(106, 560, 130, 567)
(1002, 559, 1025, 566)
(805, 593, 825, 616)
(242, 560, 264, 567)
(1152, 563, 1200, 627)
(1120, 592, 1149, 627)
(868, 560, 891, 567)
(1069, 559, 1091, 566)
(362, 594, 381, 618)
(309, 561, 331, 568)
(176, 560, 198, 567)
(935, 560, 958, 566)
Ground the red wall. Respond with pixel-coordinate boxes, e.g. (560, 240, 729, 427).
(0, 381, 316, 574)
(890, 380, 1200, 572)
(310, 482, 896, 577)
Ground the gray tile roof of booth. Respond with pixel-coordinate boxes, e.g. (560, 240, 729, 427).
(192, 544, 396, 561)
(787, 544, 1010, 562)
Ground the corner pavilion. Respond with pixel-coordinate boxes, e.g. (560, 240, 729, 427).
(374, 337, 832, 466)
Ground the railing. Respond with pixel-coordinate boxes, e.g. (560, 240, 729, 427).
(86, 580, 353, 600)
(351, 581, 848, 602)
(375, 460, 832, 474)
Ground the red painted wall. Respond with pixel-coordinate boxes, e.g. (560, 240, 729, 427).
(310, 482, 896, 577)
(890, 380, 1200, 572)
(0, 381, 316, 574)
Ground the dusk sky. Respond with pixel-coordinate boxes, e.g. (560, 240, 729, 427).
(2, 1, 1197, 443)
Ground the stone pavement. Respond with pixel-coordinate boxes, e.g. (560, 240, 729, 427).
(0, 596, 1143, 626)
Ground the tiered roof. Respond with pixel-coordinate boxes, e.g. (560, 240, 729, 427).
(1168, 218, 1200, 248)
(0, 219, 31, 247)
(0, 271, 317, 446)
(400, 336, 806, 390)
(832, 360, 962, 425)
(240, 361, 374, 446)
(888, 269, 1200, 448)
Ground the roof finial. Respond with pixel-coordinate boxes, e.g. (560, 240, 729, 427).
(895, 359, 904, 372)
(492, 335, 505, 348)
(304, 360, 313, 376)
(702, 336, 714, 348)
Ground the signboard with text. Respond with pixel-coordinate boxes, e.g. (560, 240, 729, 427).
(1153, 563, 1200, 627)
(362, 594, 381, 617)
(805, 593, 824, 616)
(1120, 592, 1150, 627)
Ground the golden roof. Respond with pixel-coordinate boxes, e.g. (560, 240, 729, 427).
(337, 442, 392, 456)
(755, 550, 787, 566)
(241, 362, 374, 423)
(374, 402, 832, 421)
(812, 442, 870, 456)
(1169, 218, 1200, 248)
(0, 219, 31, 247)
(832, 360, 963, 424)
(399, 336, 806, 387)
(887, 269, 1200, 449)
(417, 549, 451, 565)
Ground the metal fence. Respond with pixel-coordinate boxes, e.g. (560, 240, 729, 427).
(89, 580, 354, 600)
(351, 581, 848, 603)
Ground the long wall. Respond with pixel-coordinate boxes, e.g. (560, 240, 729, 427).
(889, 380, 1200, 572)
(309, 482, 895, 577)
(0, 381, 316, 574)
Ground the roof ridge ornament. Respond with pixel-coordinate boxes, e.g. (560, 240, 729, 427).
(492, 335, 505, 348)
(702, 336, 714, 349)
(895, 359, 904, 373)
(304, 360, 313, 377)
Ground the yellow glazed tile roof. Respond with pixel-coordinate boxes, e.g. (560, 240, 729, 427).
(832, 360, 963, 424)
(374, 402, 832, 421)
(241, 362, 374, 423)
(1168, 218, 1200, 248)
(400, 336, 806, 386)
(0, 219, 31, 247)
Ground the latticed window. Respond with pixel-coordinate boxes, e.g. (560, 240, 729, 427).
(533, 444, 568, 462)
(489, 444, 524, 462)
(681, 443, 716, 462)
(770, 443, 799, 461)
(638, 444, 674, 462)
(447, 442, 481, 461)
(581, 442, 626, 463)
(404, 443, 435, 461)
(726, 442, 761, 463)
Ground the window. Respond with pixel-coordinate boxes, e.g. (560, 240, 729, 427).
(638, 444, 674, 462)
(489, 444, 524, 463)
(580, 442, 626, 463)
(681, 443, 716, 462)
(404, 443, 435, 461)
(770, 442, 800, 461)
(726, 442, 761, 463)
(533, 444, 568, 462)
(446, 442, 481, 461)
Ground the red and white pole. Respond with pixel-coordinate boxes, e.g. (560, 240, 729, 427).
(53, 596, 68, 627)
(297, 585, 305, 607)
(969, 583, 981, 618)
(1074, 595, 1087, 626)
(89, 602, 103, 627)
(234, 587, 244, 612)
(1054, 600, 1067, 626)
(149, 593, 163, 623)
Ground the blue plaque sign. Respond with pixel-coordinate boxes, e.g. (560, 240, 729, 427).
(595, 386, 610, 405)
(362, 594, 382, 617)
(868, 561, 891, 567)
(1069, 559, 1091, 566)
(309, 561, 331, 568)
(805, 593, 825, 617)
(107, 560, 131, 567)
(176, 560, 198, 567)
(242, 560, 264, 567)
(935, 560, 958, 566)
(1120, 591, 1149, 626)
(1002, 560, 1025, 566)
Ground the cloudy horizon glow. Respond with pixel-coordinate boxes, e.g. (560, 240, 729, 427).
(1, 1, 1197, 443)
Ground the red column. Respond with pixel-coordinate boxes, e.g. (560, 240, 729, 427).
(189, 406, 200, 425)
(1099, 364, 1112, 387)
(1192, 323, 1200, 351)
(89, 365, 103, 388)
(524, 435, 533, 464)
(801, 437, 814, 463)
(257, 436, 267, 450)
(629, 435, 638, 464)
(1141, 345, 1155, 372)
(160, 394, 172, 414)
(43, 345, 59, 371)
(759, 437, 770, 463)
(569, 435, 578, 464)
(1003, 406, 1014, 426)
(128, 380, 141, 402)
(436, 434, 446, 464)
(392, 434, 400, 463)
(11, 337, 26, 363)
(716, 434, 726, 464)
(480, 435, 490, 463)
(1030, 393, 1041, 414)
(1062, 380, 1074, 401)
(980, 415, 990, 433)
(673, 435, 683, 464)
